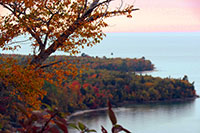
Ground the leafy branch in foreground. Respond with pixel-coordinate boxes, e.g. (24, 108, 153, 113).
(15, 103, 69, 133)
(3, 102, 132, 133)
(101, 101, 131, 133)
(69, 122, 97, 133)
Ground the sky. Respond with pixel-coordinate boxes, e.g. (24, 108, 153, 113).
(104, 0, 200, 32)
(0, 0, 200, 32)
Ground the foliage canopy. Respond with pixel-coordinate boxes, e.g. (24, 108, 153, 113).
(0, 0, 138, 108)
(0, 1, 138, 130)
(0, 0, 138, 67)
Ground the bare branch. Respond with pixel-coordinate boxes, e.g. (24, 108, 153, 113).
(0, 3, 14, 13)
(43, 8, 61, 50)
(6, 39, 30, 46)
(81, 0, 113, 19)
(1, 3, 45, 53)
(40, 111, 58, 132)
(96, 1, 110, 25)
(83, 0, 88, 11)
(81, 0, 100, 17)
(118, 0, 124, 10)
(87, 8, 139, 22)
(95, 0, 113, 9)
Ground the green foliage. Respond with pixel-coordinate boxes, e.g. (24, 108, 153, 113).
(69, 122, 97, 132)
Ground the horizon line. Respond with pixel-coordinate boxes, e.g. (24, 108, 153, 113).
(104, 31, 200, 34)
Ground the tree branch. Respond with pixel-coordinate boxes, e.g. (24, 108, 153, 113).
(1, 3, 45, 54)
(40, 111, 58, 133)
(43, 9, 60, 47)
(87, 8, 139, 22)
(6, 39, 30, 46)
(40, 60, 64, 69)
(81, 0, 100, 18)
(83, 0, 88, 12)
(0, 3, 14, 13)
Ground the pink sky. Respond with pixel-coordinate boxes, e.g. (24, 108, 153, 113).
(104, 0, 200, 32)
(0, 0, 200, 32)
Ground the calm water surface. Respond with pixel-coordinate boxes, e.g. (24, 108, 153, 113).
(69, 32, 200, 133)
(2, 32, 200, 133)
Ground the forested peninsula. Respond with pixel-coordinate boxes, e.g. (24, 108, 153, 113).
(0, 54, 197, 113)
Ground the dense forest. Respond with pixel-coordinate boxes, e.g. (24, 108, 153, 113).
(0, 53, 154, 72)
(47, 53, 154, 72)
(43, 55, 197, 113)
(0, 0, 198, 131)
(0, 54, 196, 114)
(43, 69, 196, 113)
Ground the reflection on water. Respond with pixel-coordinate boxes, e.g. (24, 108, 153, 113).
(69, 99, 200, 133)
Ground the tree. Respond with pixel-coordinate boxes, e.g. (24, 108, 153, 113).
(0, 0, 138, 130)
(0, 0, 139, 68)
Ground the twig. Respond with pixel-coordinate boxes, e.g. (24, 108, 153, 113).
(40, 60, 64, 69)
(39, 111, 58, 133)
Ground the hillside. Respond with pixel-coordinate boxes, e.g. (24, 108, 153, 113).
(0, 54, 196, 113)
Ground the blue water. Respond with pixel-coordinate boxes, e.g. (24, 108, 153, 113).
(81, 32, 200, 58)
(81, 32, 200, 93)
(69, 32, 200, 133)
(2, 32, 200, 133)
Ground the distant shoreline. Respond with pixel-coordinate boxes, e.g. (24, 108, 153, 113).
(117, 96, 198, 106)
(67, 107, 108, 120)
(67, 96, 198, 120)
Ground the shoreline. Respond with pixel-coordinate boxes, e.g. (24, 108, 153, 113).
(67, 107, 108, 120)
(67, 96, 198, 120)
(117, 96, 199, 106)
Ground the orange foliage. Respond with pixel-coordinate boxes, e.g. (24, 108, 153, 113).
(0, 0, 138, 119)
(0, 57, 46, 110)
(90, 74, 97, 79)
(0, 0, 138, 68)
(145, 82, 154, 87)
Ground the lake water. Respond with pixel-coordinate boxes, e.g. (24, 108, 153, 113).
(69, 32, 200, 133)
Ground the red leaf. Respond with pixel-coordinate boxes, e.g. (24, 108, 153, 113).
(107, 101, 117, 125)
(101, 126, 108, 133)
(48, 127, 60, 133)
(54, 120, 68, 133)
(56, 116, 67, 125)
